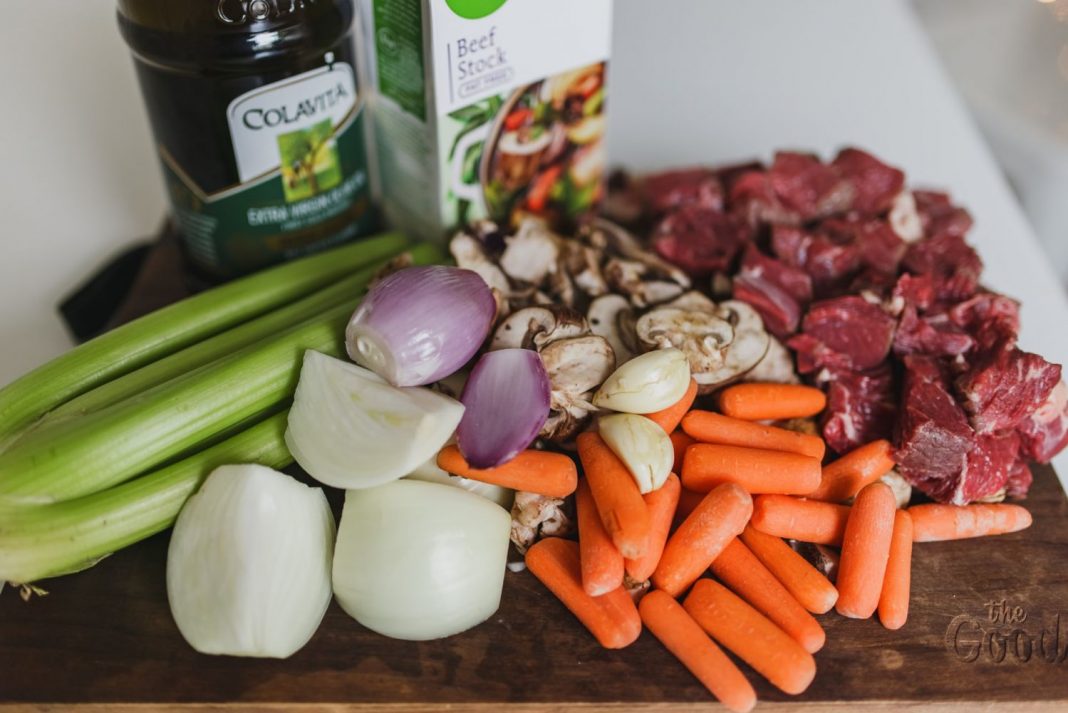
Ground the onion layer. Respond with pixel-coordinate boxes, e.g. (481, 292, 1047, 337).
(286, 350, 464, 489)
(457, 349, 550, 468)
(332, 479, 511, 641)
(345, 265, 496, 387)
(166, 464, 334, 658)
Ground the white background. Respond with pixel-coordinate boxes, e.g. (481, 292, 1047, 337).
(1, 0, 1066, 485)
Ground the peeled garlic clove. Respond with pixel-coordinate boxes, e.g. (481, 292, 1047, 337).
(592, 348, 690, 413)
(599, 413, 674, 493)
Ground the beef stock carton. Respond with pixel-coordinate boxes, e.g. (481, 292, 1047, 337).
(359, 0, 612, 241)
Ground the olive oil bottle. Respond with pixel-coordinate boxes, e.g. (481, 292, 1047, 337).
(118, 0, 375, 279)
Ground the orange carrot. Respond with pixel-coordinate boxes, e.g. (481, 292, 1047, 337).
(878, 510, 913, 630)
(673, 486, 705, 529)
(576, 479, 624, 596)
(684, 579, 816, 695)
(808, 439, 895, 503)
(908, 503, 1033, 542)
(669, 430, 695, 474)
(639, 590, 757, 713)
(652, 483, 753, 597)
(718, 383, 827, 421)
(835, 482, 896, 619)
(624, 473, 681, 582)
(710, 538, 826, 653)
(683, 443, 821, 495)
(645, 378, 699, 433)
(740, 526, 838, 614)
(576, 432, 651, 559)
(681, 410, 826, 460)
(525, 537, 641, 649)
(751, 494, 851, 546)
(437, 445, 577, 497)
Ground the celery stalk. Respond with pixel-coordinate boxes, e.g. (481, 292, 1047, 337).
(39, 243, 444, 426)
(0, 232, 407, 441)
(0, 411, 292, 584)
(0, 304, 349, 503)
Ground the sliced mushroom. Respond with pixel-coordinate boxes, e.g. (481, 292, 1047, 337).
(664, 290, 718, 314)
(539, 335, 616, 442)
(547, 262, 576, 307)
(636, 308, 735, 377)
(631, 280, 686, 308)
(588, 294, 637, 365)
(603, 257, 648, 296)
(562, 242, 608, 297)
(490, 305, 589, 351)
(697, 301, 771, 393)
(585, 218, 691, 288)
(450, 233, 511, 295)
(510, 491, 572, 554)
(745, 335, 800, 384)
(498, 217, 561, 285)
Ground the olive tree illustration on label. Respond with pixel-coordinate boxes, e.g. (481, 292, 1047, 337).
(277, 119, 344, 202)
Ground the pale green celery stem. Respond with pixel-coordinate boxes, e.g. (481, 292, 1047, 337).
(0, 305, 350, 502)
(42, 242, 444, 425)
(0, 412, 292, 584)
(0, 232, 407, 440)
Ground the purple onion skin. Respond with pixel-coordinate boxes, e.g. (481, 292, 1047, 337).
(346, 266, 496, 387)
(458, 349, 551, 469)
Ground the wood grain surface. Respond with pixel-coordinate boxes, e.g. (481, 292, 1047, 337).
(2, 235, 1067, 711)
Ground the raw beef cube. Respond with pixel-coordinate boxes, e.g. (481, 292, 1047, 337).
(891, 273, 937, 312)
(651, 205, 750, 277)
(948, 291, 1021, 351)
(643, 168, 724, 214)
(1017, 380, 1068, 463)
(854, 220, 907, 274)
(803, 232, 863, 295)
(955, 432, 1023, 504)
(831, 148, 906, 215)
(768, 151, 854, 221)
(729, 170, 803, 226)
(913, 190, 974, 239)
(788, 296, 897, 372)
(820, 363, 897, 454)
(894, 355, 977, 501)
(849, 268, 899, 298)
(716, 160, 765, 193)
(1006, 458, 1033, 499)
(893, 306, 975, 357)
(902, 233, 984, 301)
(956, 344, 1062, 434)
(733, 245, 813, 337)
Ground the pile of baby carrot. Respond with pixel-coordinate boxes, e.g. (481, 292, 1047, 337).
(438, 382, 1033, 712)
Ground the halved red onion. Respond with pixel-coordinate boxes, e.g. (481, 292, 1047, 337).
(345, 266, 496, 387)
(457, 349, 551, 469)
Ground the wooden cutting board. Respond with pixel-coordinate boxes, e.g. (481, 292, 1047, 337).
(2, 236, 1067, 712)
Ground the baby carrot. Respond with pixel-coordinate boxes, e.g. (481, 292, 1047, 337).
(718, 383, 827, 421)
(751, 494, 851, 546)
(878, 510, 913, 630)
(652, 483, 753, 597)
(576, 432, 651, 559)
(436, 445, 577, 497)
(645, 379, 699, 434)
(669, 430, 695, 474)
(908, 503, 1033, 542)
(682, 443, 821, 495)
(685, 579, 816, 696)
(525, 537, 641, 649)
(576, 479, 624, 596)
(639, 590, 757, 713)
(681, 410, 826, 460)
(710, 538, 826, 653)
(835, 482, 896, 619)
(807, 439, 895, 503)
(624, 473, 681, 582)
(673, 486, 706, 529)
(740, 525, 838, 614)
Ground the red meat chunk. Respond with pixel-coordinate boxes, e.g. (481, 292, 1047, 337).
(902, 233, 983, 301)
(893, 306, 974, 357)
(788, 296, 897, 373)
(771, 225, 863, 296)
(642, 168, 724, 214)
(853, 220, 907, 275)
(651, 205, 750, 277)
(914, 190, 974, 239)
(1017, 381, 1068, 463)
(831, 148, 905, 215)
(948, 291, 1021, 351)
(954, 431, 1024, 504)
(893, 356, 977, 503)
(733, 245, 813, 337)
(1007, 459, 1033, 499)
(956, 343, 1062, 434)
(729, 170, 802, 226)
(820, 363, 897, 455)
(768, 152, 854, 221)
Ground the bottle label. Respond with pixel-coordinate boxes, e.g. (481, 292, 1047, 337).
(160, 60, 373, 277)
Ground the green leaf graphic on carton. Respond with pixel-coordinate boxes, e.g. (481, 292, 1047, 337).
(446, 0, 507, 20)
